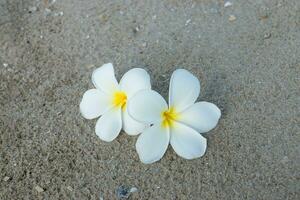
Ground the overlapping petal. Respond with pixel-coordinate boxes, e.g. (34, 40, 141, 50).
(81, 64, 220, 163)
(179, 102, 221, 133)
(120, 68, 151, 98)
(80, 89, 111, 119)
(95, 107, 122, 142)
(92, 63, 119, 94)
(128, 90, 168, 124)
(122, 106, 148, 135)
(169, 69, 200, 112)
(170, 122, 207, 159)
(136, 124, 170, 164)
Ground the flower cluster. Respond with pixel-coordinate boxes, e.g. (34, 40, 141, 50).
(80, 63, 221, 164)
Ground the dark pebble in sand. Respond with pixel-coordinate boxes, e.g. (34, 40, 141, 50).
(116, 185, 131, 199)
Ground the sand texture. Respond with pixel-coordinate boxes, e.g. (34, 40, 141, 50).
(0, 0, 299, 199)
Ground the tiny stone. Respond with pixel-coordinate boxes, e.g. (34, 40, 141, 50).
(142, 42, 147, 47)
(54, 11, 63, 17)
(129, 187, 138, 193)
(281, 156, 289, 163)
(3, 176, 10, 181)
(67, 186, 73, 191)
(258, 7, 270, 20)
(228, 15, 236, 21)
(116, 186, 130, 199)
(3, 63, 8, 67)
(45, 8, 51, 15)
(224, 1, 233, 8)
(185, 19, 191, 26)
(263, 33, 271, 39)
(86, 64, 95, 69)
(28, 6, 37, 13)
(35, 185, 44, 193)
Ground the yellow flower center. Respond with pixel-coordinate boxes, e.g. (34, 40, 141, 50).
(113, 91, 127, 109)
(161, 107, 180, 128)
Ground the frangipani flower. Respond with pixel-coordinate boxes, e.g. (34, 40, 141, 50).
(128, 69, 221, 164)
(80, 63, 151, 142)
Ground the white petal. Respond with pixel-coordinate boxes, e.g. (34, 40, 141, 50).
(136, 124, 170, 164)
(122, 106, 149, 135)
(120, 68, 151, 98)
(128, 90, 168, 124)
(169, 69, 200, 112)
(170, 122, 207, 159)
(179, 102, 221, 133)
(95, 107, 122, 142)
(80, 89, 111, 119)
(92, 63, 119, 94)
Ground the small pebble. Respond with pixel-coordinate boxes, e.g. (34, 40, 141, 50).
(258, 7, 270, 20)
(185, 19, 191, 26)
(28, 6, 37, 13)
(129, 187, 138, 193)
(224, 1, 233, 8)
(142, 42, 147, 47)
(45, 8, 51, 15)
(54, 11, 64, 17)
(86, 64, 95, 69)
(281, 156, 289, 163)
(116, 186, 130, 199)
(67, 186, 73, 191)
(263, 33, 271, 39)
(228, 15, 236, 21)
(116, 186, 138, 199)
(35, 185, 44, 193)
(3, 63, 8, 67)
(3, 176, 10, 181)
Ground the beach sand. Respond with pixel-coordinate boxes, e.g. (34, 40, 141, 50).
(0, 0, 299, 199)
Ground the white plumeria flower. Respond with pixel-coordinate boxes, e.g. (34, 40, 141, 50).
(128, 69, 221, 164)
(80, 63, 151, 142)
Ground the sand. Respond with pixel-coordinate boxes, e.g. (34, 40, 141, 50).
(0, 0, 299, 199)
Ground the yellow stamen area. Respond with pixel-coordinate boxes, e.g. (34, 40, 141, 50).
(113, 91, 127, 109)
(161, 107, 180, 128)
